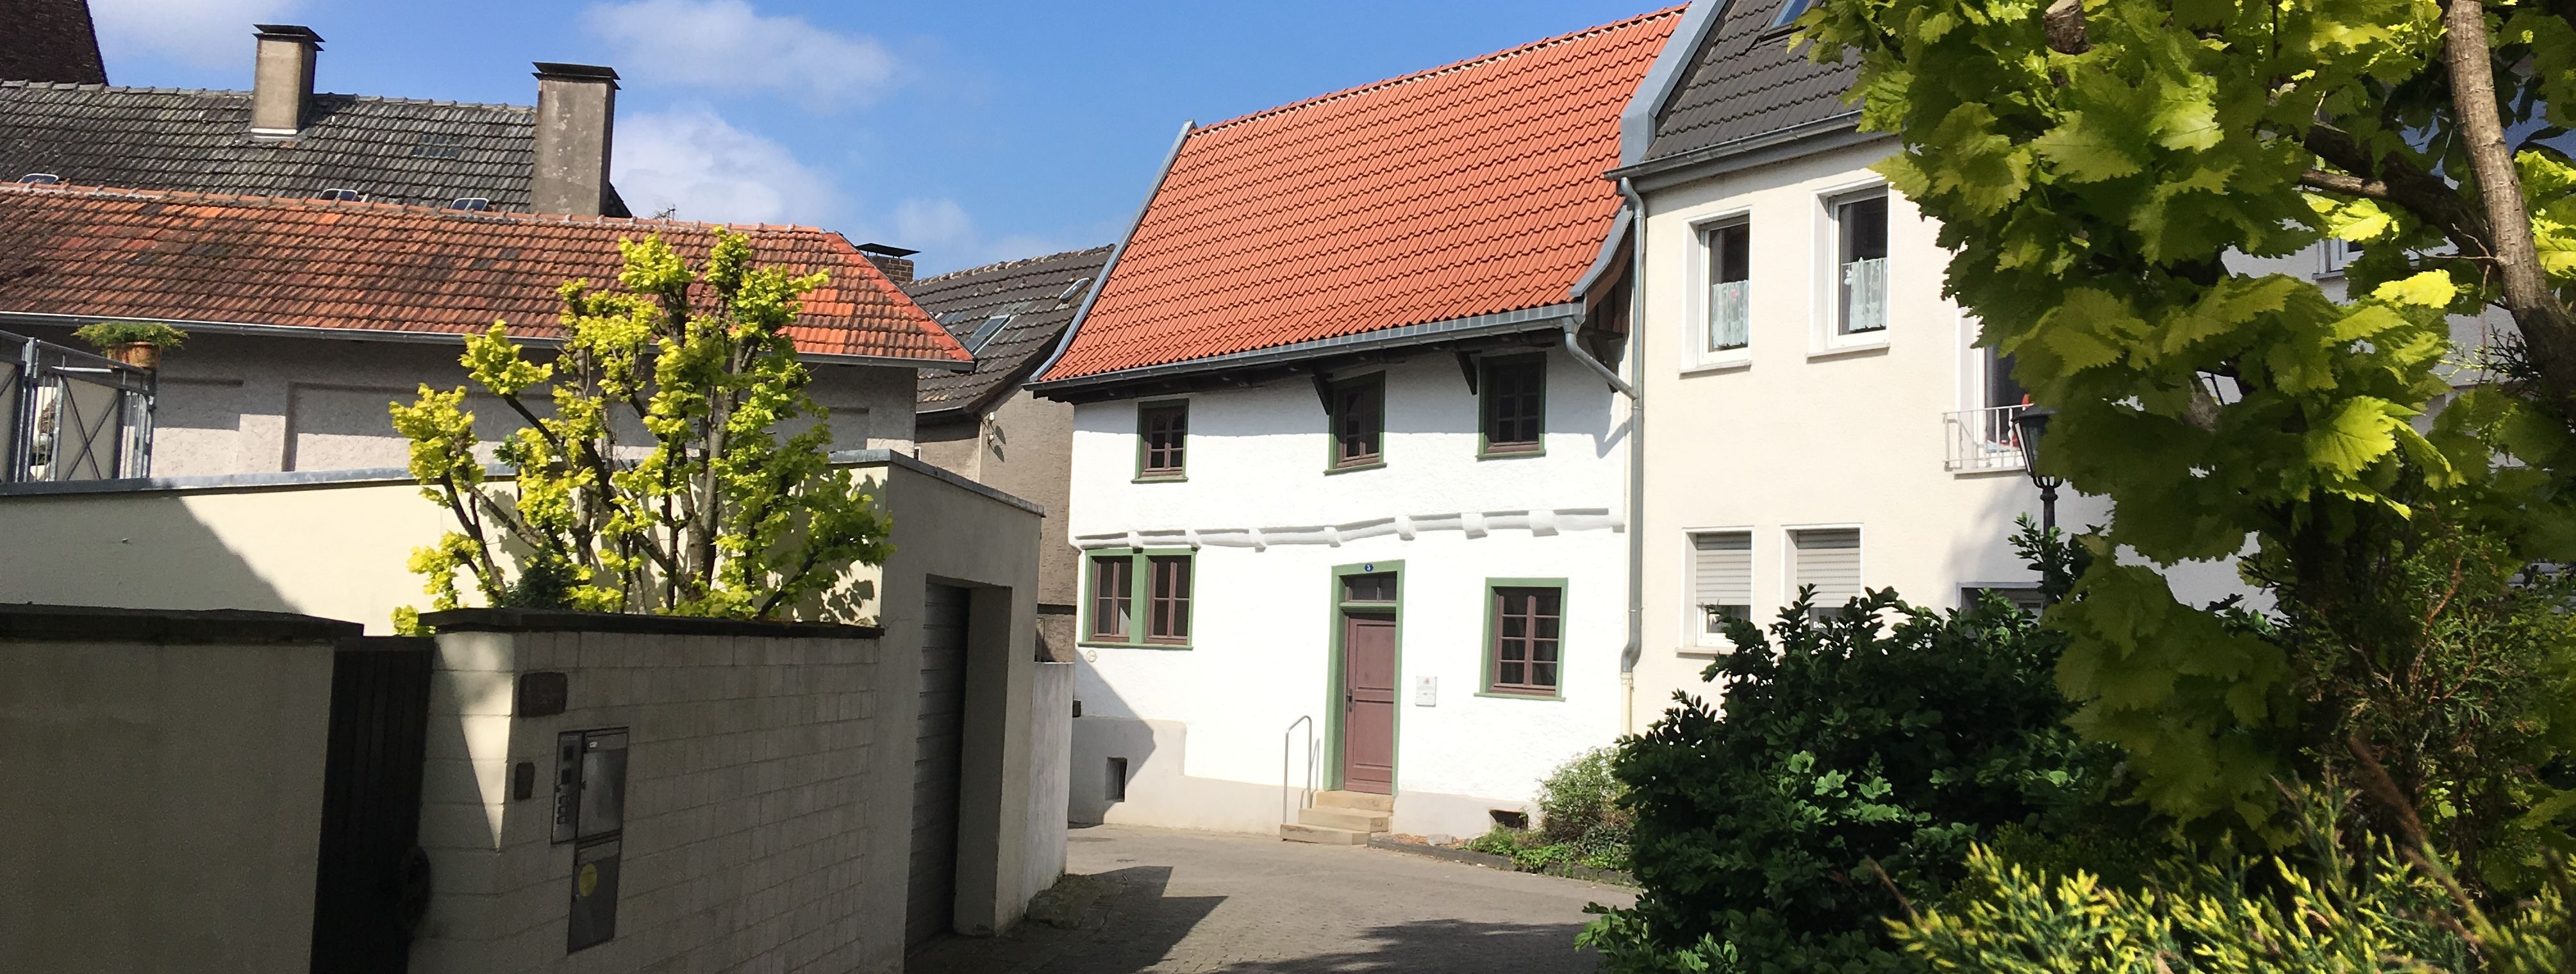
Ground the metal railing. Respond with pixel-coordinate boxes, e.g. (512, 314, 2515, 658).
(1943, 402, 2028, 473)
(1, 330, 156, 484)
(1281, 714, 1318, 826)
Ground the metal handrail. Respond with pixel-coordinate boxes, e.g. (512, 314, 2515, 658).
(1282, 714, 1318, 826)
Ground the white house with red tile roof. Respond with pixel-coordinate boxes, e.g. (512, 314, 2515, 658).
(0, 183, 967, 477)
(1029, 8, 1684, 840)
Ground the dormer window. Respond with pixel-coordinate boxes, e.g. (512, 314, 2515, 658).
(318, 188, 363, 202)
(19, 174, 61, 185)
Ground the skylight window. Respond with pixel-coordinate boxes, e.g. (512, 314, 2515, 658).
(445, 197, 491, 211)
(318, 188, 363, 201)
(19, 173, 61, 185)
(1770, 0, 1815, 29)
(965, 301, 1030, 352)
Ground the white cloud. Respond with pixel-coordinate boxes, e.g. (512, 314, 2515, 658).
(581, 0, 895, 110)
(611, 106, 840, 226)
(90, 0, 308, 70)
(884, 198, 1081, 276)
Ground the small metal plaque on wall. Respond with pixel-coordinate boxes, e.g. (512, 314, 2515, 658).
(567, 838, 620, 952)
(517, 671, 569, 716)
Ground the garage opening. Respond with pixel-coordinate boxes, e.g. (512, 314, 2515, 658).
(907, 584, 972, 949)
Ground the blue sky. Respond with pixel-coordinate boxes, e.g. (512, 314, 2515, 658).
(87, 0, 1658, 275)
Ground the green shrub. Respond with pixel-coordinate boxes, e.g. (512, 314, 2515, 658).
(1580, 522, 2120, 973)
(1898, 789, 2574, 973)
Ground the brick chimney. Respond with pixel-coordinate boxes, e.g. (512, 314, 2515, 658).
(530, 62, 618, 217)
(856, 243, 917, 285)
(248, 25, 322, 138)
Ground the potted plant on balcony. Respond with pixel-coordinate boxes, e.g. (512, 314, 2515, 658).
(70, 322, 187, 370)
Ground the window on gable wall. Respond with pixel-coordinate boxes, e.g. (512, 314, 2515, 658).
(1834, 194, 1890, 335)
(1327, 374, 1384, 470)
(1487, 584, 1564, 696)
(1479, 357, 1545, 456)
(1706, 220, 1752, 356)
(1136, 400, 1187, 480)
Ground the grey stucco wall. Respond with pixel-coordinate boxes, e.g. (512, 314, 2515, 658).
(917, 387, 1076, 657)
(12, 325, 919, 477)
(0, 632, 338, 974)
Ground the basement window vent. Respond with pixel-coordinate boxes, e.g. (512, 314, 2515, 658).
(1106, 757, 1128, 802)
(445, 197, 491, 212)
(317, 188, 363, 202)
(19, 173, 60, 185)
(410, 133, 467, 159)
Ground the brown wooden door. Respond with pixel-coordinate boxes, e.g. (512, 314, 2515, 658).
(1340, 611, 1398, 795)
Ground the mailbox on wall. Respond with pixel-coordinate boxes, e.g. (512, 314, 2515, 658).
(553, 729, 628, 953)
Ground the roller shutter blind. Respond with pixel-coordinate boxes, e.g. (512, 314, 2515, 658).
(1691, 532, 1752, 638)
(1792, 529, 1862, 609)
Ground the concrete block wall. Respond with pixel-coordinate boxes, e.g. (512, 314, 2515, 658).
(410, 623, 895, 974)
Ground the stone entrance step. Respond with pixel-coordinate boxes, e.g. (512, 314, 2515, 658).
(1280, 789, 1395, 844)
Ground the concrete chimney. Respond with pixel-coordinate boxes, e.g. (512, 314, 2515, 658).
(248, 24, 322, 138)
(856, 244, 917, 284)
(531, 63, 619, 217)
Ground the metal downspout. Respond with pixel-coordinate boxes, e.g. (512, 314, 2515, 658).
(1616, 178, 1649, 736)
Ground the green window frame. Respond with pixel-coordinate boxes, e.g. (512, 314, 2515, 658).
(1135, 399, 1188, 482)
(1478, 356, 1546, 458)
(1082, 547, 1195, 648)
(1481, 578, 1567, 699)
(1324, 372, 1385, 473)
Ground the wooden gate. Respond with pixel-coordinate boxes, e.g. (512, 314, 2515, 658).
(308, 636, 436, 974)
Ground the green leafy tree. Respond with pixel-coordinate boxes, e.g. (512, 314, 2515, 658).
(389, 230, 892, 623)
(1800, 0, 2576, 855)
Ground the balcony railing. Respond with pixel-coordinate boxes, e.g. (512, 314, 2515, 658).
(1944, 402, 2028, 473)
(1, 329, 156, 484)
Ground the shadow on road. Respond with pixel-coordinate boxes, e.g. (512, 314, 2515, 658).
(1206, 918, 1600, 973)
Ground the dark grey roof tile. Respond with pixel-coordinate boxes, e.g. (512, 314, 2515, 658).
(0, 81, 629, 215)
(1643, 0, 1861, 163)
(906, 246, 1114, 415)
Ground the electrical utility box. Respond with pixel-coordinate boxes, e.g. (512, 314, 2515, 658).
(553, 729, 629, 952)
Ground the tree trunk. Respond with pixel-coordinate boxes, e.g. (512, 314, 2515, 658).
(2443, 0, 2576, 411)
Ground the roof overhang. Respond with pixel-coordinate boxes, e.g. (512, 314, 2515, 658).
(0, 310, 974, 371)
(1610, 111, 1882, 193)
(1026, 302, 1583, 404)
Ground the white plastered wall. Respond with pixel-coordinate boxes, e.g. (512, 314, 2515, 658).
(1061, 351, 1629, 838)
(1626, 138, 2262, 729)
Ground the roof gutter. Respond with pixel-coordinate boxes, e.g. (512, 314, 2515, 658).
(1028, 303, 1579, 398)
(1609, 110, 1868, 185)
(1027, 119, 1197, 385)
(0, 310, 973, 371)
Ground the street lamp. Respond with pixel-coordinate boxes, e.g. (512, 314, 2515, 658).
(2013, 404, 2061, 531)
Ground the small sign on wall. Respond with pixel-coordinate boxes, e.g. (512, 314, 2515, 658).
(1415, 675, 1437, 706)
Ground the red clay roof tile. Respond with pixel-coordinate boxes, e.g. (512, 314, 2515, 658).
(0, 183, 970, 363)
(1038, 7, 1681, 383)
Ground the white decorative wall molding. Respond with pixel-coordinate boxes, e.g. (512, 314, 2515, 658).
(1071, 507, 1625, 550)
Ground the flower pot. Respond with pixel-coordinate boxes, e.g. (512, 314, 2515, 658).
(111, 342, 161, 370)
